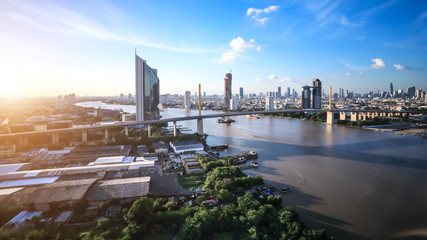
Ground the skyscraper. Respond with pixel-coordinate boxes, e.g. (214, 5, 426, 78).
(390, 82, 394, 96)
(277, 87, 281, 98)
(302, 86, 311, 109)
(184, 91, 191, 109)
(239, 87, 244, 99)
(135, 53, 160, 122)
(224, 73, 232, 106)
(265, 96, 274, 110)
(312, 78, 322, 109)
(408, 86, 416, 98)
(287, 87, 291, 98)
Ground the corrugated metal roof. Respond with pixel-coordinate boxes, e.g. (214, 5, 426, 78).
(0, 176, 59, 188)
(0, 163, 27, 174)
(8, 211, 42, 224)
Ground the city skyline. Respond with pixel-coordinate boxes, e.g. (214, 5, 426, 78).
(0, 0, 426, 98)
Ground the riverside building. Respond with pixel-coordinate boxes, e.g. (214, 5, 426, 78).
(135, 52, 160, 122)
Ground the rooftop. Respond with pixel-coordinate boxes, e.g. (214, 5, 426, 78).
(86, 176, 150, 202)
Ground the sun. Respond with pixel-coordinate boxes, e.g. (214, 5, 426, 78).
(0, 81, 19, 98)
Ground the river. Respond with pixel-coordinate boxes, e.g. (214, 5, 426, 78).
(76, 101, 427, 240)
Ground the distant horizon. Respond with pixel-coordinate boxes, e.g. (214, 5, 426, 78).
(1, 0, 426, 98)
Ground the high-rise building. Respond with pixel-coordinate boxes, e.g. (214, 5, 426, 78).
(287, 87, 291, 98)
(277, 87, 281, 98)
(302, 86, 311, 109)
(408, 86, 416, 98)
(230, 97, 238, 110)
(239, 87, 244, 99)
(224, 73, 232, 106)
(184, 91, 191, 109)
(135, 53, 160, 122)
(312, 78, 322, 109)
(265, 96, 274, 110)
(390, 82, 394, 96)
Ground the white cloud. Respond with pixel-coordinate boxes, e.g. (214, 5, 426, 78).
(217, 37, 258, 63)
(247, 5, 279, 25)
(417, 9, 427, 21)
(257, 17, 268, 25)
(394, 64, 406, 70)
(256, 46, 261, 51)
(393, 64, 423, 71)
(370, 58, 386, 68)
(247, 5, 279, 17)
(255, 78, 262, 83)
(0, 0, 198, 53)
(346, 72, 363, 76)
(268, 74, 292, 83)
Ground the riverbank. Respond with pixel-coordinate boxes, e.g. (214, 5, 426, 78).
(363, 123, 427, 138)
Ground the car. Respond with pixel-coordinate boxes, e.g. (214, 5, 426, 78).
(280, 186, 291, 193)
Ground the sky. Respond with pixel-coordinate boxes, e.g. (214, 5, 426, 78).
(0, 0, 426, 98)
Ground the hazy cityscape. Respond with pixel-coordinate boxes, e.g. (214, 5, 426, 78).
(1, 1, 427, 240)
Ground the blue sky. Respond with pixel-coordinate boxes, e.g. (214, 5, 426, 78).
(0, 0, 426, 97)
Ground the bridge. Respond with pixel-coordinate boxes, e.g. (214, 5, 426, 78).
(0, 109, 417, 147)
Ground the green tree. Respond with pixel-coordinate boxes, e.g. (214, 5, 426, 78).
(218, 189, 233, 202)
(25, 230, 48, 240)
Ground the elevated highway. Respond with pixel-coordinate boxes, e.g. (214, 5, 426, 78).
(0, 109, 416, 146)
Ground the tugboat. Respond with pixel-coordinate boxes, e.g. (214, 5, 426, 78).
(217, 117, 235, 123)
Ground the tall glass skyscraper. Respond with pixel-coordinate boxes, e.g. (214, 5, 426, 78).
(224, 73, 232, 106)
(135, 53, 160, 122)
(312, 78, 322, 109)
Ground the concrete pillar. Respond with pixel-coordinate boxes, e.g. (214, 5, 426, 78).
(388, 113, 392, 118)
(51, 133, 59, 144)
(125, 127, 129, 136)
(104, 128, 109, 141)
(339, 112, 346, 121)
(358, 113, 363, 121)
(326, 111, 334, 125)
(362, 113, 367, 121)
(148, 124, 152, 138)
(19, 136, 28, 146)
(351, 112, 357, 122)
(82, 130, 88, 142)
(173, 121, 177, 137)
(197, 118, 203, 134)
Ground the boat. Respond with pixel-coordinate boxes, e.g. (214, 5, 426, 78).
(251, 161, 259, 167)
(246, 114, 260, 119)
(217, 117, 235, 123)
(245, 151, 258, 159)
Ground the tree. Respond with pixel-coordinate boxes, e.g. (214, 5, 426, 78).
(218, 189, 232, 202)
(25, 230, 48, 240)
(123, 197, 155, 239)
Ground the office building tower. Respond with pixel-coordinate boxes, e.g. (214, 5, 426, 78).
(278, 87, 281, 98)
(302, 85, 311, 109)
(135, 53, 160, 122)
(390, 82, 393, 96)
(407, 86, 416, 98)
(265, 96, 274, 110)
(416, 88, 423, 99)
(224, 73, 232, 106)
(184, 91, 191, 109)
(230, 97, 238, 110)
(239, 87, 244, 99)
(287, 87, 291, 98)
(312, 78, 322, 109)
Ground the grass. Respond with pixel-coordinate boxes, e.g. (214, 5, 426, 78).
(177, 174, 205, 190)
